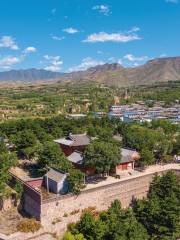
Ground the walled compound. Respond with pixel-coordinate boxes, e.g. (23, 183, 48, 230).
(22, 164, 180, 235)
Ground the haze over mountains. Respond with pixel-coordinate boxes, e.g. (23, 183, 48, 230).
(0, 69, 63, 82)
(0, 57, 180, 87)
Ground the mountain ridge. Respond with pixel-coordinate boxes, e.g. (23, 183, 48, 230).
(0, 57, 180, 87)
(61, 56, 180, 87)
(0, 68, 63, 82)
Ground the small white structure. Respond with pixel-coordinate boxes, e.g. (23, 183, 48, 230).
(44, 168, 68, 194)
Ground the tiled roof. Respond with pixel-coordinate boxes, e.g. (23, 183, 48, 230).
(68, 133, 90, 146)
(55, 133, 90, 147)
(54, 139, 73, 146)
(121, 148, 139, 163)
(67, 151, 83, 164)
(45, 168, 67, 183)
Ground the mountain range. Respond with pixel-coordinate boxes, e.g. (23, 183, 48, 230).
(0, 69, 63, 82)
(0, 57, 180, 87)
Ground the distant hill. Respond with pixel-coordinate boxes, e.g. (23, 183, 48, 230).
(0, 57, 180, 87)
(0, 68, 63, 82)
(62, 57, 180, 87)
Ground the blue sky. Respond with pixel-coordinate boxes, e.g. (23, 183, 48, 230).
(0, 0, 180, 72)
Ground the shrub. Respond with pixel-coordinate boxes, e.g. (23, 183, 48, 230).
(17, 218, 41, 233)
(70, 209, 80, 215)
(52, 217, 62, 225)
(82, 206, 96, 214)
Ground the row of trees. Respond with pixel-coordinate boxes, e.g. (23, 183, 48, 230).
(1, 116, 178, 162)
(0, 117, 178, 161)
(121, 119, 180, 167)
(62, 171, 180, 240)
(0, 116, 117, 159)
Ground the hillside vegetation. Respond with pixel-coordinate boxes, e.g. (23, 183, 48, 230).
(0, 81, 179, 121)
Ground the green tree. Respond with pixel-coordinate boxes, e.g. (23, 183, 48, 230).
(14, 181, 23, 199)
(0, 152, 18, 195)
(76, 213, 105, 240)
(11, 130, 37, 157)
(83, 140, 121, 174)
(134, 171, 180, 239)
(0, 141, 8, 153)
(62, 231, 85, 240)
(68, 200, 149, 240)
(139, 148, 155, 167)
(67, 169, 85, 194)
(38, 141, 71, 172)
(101, 200, 149, 240)
(173, 134, 180, 155)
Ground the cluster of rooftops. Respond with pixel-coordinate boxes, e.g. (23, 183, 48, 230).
(94, 101, 180, 123)
(42, 133, 140, 194)
(54, 133, 139, 171)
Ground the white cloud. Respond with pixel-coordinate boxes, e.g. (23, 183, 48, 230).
(83, 31, 141, 43)
(0, 36, 19, 50)
(51, 35, 65, 41)
(129, 26, 140, 32)
(97, 50, 104, 55)
(132, 62, 139, 67)
(68, 57, 105, 72)
(92, 5, 111, 16)
(166, 0, 178, 3)
(43, 55, 63, 72)
(62, 27, 79, 34)
(51, 8, 56, 14)
(159, 53, 167, 58)
(24, 46, 37, 54)
(123, 54, 148, 62)
(108, 57, 116, 62)
(44, 65, 61, 72)
(0, 55, 22, 69)
(117, 59, 123, 65)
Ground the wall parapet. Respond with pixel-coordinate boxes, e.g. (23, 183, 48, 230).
(41, 168, 179, 204)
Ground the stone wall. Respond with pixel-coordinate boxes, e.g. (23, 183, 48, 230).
(40, 172, 156, 233)
(23, 169, 179, 234)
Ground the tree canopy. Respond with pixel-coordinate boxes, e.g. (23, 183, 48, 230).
(83, 139, 121, 174)
(63, 171, 180, 240)
(133, 171, 180, 240)
(38, 141, 71, 172)
(0, 145, 18, 196)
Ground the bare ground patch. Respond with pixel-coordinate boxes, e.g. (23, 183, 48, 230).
(0, 208, 23, 235)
